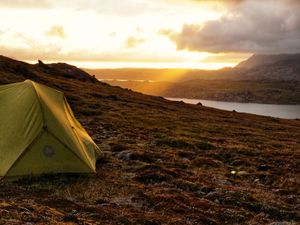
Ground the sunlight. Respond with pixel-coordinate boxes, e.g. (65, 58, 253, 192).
(26, 60, 236, 70)
(0, 1, 230, 69)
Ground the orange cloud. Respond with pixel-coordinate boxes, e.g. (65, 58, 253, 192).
(0, 0, 49, 8)
(46, 26, 66, 39)
(125, 36, 145, 48)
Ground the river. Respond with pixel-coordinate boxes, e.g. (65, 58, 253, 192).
(166, 98, 300, 119)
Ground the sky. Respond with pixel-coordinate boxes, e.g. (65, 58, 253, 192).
(0, 0, 299, 69)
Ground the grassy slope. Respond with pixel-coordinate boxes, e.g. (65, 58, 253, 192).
(0, 58, 300, 224)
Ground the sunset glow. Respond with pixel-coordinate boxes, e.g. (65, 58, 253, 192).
(1, 0, 299, 69)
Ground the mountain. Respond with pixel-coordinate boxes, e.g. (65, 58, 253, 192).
(1, 55, 300, 224)
(94, 54, 300, 104)
(236, 53, 300, 69)
(235, 54, 300, 81)
(87, 54, 300, 82)
(239, 55, 300, 81)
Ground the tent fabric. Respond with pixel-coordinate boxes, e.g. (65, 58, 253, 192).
(0, 80, 102, 178)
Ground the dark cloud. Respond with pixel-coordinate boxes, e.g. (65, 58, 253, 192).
(164, 0, 300, 54)
(202, 53, 251, 63)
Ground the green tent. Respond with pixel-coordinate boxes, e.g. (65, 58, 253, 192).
(0, 80, 102, 178)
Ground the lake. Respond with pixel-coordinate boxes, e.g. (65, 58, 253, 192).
(166, 97, 300, 119)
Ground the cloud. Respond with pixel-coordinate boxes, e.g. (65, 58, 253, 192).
(163, 0, 300, 54)
(202, 53, 251, 63)
(46, 26, 66, 39)
(166, 0, 244, 4)
(0, 43, 187, 63)
(125, 36, 145, 48)
(0, 0, 50, 8)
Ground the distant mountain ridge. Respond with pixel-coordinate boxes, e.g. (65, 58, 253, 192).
(236, 54, 300, 69)
(237, 54, 300, 81)
(1, 54, 299, 104)
(87, 53, 300, 104)
(86, 53, 300, 82)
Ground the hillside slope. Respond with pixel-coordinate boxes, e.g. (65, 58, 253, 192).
(236, 54, 300, 70)
(0, 56, 300, 224)
(86, 54, 300, 104)
(236, 54, 300, 81)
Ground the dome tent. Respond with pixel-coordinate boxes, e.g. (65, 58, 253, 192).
(0, 80, 102, 178)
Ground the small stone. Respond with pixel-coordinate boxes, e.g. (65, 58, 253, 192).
(214, 199, 220, 204)
(237, 171, 248, 176)
(117, 150, 132, 161)
(268, 222, 294, 225)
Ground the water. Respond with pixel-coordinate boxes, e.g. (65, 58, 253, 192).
(166, 97, 300, 119)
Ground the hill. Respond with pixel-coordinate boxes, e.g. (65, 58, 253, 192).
(92, 54, 300, 104)
(1, 55, 300, 224)
(107, 79, 300, 104)
(235, 54, 300, 82)
(85, 54, 300, 82)
(236, 54, 300, 70)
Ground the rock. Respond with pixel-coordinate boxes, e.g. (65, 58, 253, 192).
(95, 198, 109, 205)
(206, 189, 222, 200)
(63, 214, 78, 222)
(117, 150, 132, 161)
(105, 95, 118, 100)
(99, 143, 111, 151)
(257, 164, 272, 171)
(135, 172, 172, 184)
(268, 222, 294, 225)
(286, 195, 298, 204)
(38, 60, 44, 66)
(237, 171, 249, 176)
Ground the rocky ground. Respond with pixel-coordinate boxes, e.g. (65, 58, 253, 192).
(0, 56, 300, 224)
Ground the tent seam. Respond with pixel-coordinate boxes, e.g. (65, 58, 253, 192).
(62, 95, 96, 169)
(28, 81, 47, 128)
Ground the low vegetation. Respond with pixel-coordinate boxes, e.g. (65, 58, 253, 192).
(0, 56, 300, 224)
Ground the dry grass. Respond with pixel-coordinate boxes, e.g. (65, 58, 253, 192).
(0, 56, 300, 224)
